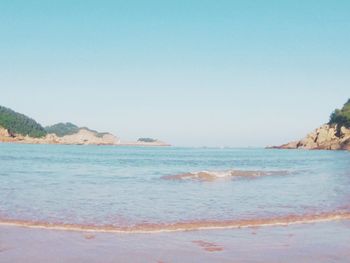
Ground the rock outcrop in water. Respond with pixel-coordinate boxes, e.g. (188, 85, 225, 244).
(271, 125, 350, 151)
(119, 139, 171, 147)
(270, 99, 350, 151)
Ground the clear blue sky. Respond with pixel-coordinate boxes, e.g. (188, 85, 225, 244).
(0, 0, 349, 146)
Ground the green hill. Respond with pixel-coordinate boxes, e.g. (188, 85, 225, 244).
(138, 137, 157, 143)
(45, 122, 80, 137)
(329, 99, 350, 128)
(45, 122, 109, 138)
(0, 105, 47, 138)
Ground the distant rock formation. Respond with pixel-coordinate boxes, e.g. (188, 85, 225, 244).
(270, 99, 350, 151)
(117, 137, 170, 146)
(44, 122, 120, 145)
(0, 105, 118, 145)
(137, 137, 158, 143)
(0, 105, 169, 146)
(119, 139, 170, 147)
(270, 124, 350, 151)
(57, 128, 120, 145)
(0, 126, 120, 145)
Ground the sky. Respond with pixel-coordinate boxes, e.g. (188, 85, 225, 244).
(0, 0, 349, 147)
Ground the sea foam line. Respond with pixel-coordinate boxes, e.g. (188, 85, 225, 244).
(1, 211, 350, 234)
(161, 169, 289, 181)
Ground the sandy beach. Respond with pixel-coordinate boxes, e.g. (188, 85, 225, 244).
(1, 220, 350, 263)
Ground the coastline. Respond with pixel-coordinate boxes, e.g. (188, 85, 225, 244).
(0, 128, 170, 147)
(0, 141, 171, 147)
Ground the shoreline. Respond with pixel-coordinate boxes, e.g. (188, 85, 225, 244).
(1, 210, 349, 234)
(0, 127, 170, 146)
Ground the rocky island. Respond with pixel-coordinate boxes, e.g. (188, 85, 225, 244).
(0, 105, 169, 146)
(119, 137, 171, 147)
(270, 99, 350, 151)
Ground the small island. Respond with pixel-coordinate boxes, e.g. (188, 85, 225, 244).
(138, 137, 158, 143)
(119, 137, 171, 147)
(270, 99, 350, 151)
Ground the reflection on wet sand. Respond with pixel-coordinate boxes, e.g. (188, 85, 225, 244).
(83, 233, 96, 240)
(192, 240, 224, 252)
(0, 210, 349, 233)
(0, 247, 11, 253)
(161, 169, 289, 181)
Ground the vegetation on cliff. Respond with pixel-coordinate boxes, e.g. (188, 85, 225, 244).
(0, 105, 47, 138)
(138, 137, 157, 142)
(46, 122, 109, 138)
(0, 106, 119, 144)
(329, 99, 350, 128)
(45, 122, 80, 137)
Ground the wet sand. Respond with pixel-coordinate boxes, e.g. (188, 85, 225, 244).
(1, 220, 350, 262)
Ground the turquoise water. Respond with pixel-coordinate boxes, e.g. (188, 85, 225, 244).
(0, 144, 349, 227)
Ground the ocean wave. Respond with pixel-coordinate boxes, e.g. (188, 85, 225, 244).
(161, 169, 289, 181)
(1, 210, 349, 234)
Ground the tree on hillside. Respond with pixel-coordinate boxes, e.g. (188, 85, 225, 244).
(0, 106, 47, 138)
(329, 99, 350, 128)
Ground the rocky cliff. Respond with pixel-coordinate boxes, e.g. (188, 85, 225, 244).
(57, 128, 120, 145)
(270, 99, 350, 151)
(271, 124, 350, 151)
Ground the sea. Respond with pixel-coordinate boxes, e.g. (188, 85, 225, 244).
(1, 144, 349, 232)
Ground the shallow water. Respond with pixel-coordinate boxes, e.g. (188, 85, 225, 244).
(0, 144, 350, 230)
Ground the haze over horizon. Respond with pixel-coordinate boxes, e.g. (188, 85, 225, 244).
(1, 1, 349, 147)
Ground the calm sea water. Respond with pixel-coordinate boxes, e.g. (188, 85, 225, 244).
(0, 144, 349, 228)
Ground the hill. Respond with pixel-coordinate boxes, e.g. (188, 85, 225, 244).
(0, 105, 47, 138)
(0, 105, 168, 146)
(0, 105, 119, 145)
(45, 122, 80, 137)
(45, 122, 109, 138)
